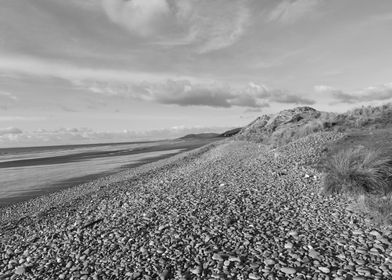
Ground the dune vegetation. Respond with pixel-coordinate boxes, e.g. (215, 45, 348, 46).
(236, 102, 392, 226)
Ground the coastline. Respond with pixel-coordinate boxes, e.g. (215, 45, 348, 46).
(0, 139, 222, 224)
(0, 138, 219, 209)
(1, 133, 392, 279)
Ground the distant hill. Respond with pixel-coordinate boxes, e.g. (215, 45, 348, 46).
(179, 133, 220, 140)
(219, 127, 242, 137)
(179, 128, 242, 140)
(236, 103, 392, 147)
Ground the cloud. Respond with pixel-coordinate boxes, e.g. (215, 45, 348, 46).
(0, 127, 23, 136)
(102, 0, 171, 36)
(268, 0, 321, 24)
(75, 79, 315, 108)
(0, 116, 46, 121)
(315, 83, 392, 104)
(101, 0, 250, 53)
(0, 91, 18, 101)
(0, 54, 199, 84)
(268, 90, 315, 105)
(0, 125, 233, 147)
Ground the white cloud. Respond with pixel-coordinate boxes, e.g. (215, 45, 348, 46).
(0, 116, 46, 121)
(101, 0, 250, 53)
(102, 0, 171, 36)
(0, 90, 18, 101)
(0, 126, 232, 147)
(75, 79, 315, 108)
(0, 127, 23, 136)
(0, 54, 200, 84)
(315, 83, 392, 103)
(268, 0, 321, 24)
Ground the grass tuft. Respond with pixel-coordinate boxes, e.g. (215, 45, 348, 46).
(351, 194, 392, 226)
(322, 147, 392, 195)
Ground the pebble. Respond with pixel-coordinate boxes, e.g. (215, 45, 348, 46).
(248, 273, 261, 279)
(318, 267, 330, 274)
(264, 259, 275, 266)
(212, 253, 224, 261)
(309, 249, 320, 259)
(0, 132, 390, 279)
(14, 266, 25, 275)
(370, 230, 381, 236)
(280, 267, 296, 275)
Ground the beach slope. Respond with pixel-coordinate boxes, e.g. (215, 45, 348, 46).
(1, 132, 392, 279)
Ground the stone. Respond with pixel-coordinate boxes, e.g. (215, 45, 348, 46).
(318, 267, 330, 274)
(284, 242, 293, 249)
(369, 230, 381, 236)
(309, 249, 320, 259)
(212, 253, 224, 262)
(228, 256, 241, 262)
(264, 259, 275, 266)
(249, 273, 261, 279)
(190, 266, 202, 275)
(280, 267, 296, 275)
(14, 266, 25, 275)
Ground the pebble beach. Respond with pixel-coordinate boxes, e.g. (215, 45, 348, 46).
(1, 132, 392, 279)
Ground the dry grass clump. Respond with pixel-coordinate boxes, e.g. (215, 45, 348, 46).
(351, 194, 392, 226)
(268, 112, 338, 147)
(335, 103, 392, 130)
(322, 147, 392, 195)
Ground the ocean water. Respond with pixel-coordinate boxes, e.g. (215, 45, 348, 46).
(0, 139, 216, 207)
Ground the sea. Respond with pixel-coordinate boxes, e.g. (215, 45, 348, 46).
(0, 138, 217, 208)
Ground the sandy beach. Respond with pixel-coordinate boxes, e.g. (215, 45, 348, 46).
(1, 133, 392, 279)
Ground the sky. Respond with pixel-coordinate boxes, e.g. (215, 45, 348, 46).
(0, 0, 392, 147)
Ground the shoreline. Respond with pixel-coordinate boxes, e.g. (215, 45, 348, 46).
(1, 133, 392, 279)
(0, 138, 219, 210)
(0, 140, 223, 224)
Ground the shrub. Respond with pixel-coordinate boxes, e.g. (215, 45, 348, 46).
(322, 147, 392, 195)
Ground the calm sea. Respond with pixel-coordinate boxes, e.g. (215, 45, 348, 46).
(0, 138, 216, 207)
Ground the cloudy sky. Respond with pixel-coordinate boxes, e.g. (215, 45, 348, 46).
(0, 0, 392, 147)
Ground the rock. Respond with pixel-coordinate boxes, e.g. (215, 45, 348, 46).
(212, 253, 224, 262)
(369, 230, 381, 236)
(284, 242, 293, 249)
(280, 267, 296, 275)
(158, 269, 169, 280)
(190, 266, 202, 275)
(309, 249, 320, 259)
(264, 259, 275, 266)
(288, 231, 298, 236)
(318, 267, 330, 274)
(248, 273, 261, 279)
(228, 256, 241, 262)
(14, 266, 25, 275)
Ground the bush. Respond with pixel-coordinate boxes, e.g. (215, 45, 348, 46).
(322, 147, 392, 195)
